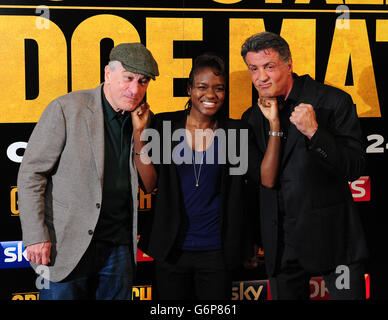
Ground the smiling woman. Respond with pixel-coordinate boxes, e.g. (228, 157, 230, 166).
(185, 53, 226, 151)
(138, 53, 260, 300)
(188, 68, 225, 119)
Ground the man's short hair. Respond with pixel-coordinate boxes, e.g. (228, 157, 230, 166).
(241, 32, 291, 63)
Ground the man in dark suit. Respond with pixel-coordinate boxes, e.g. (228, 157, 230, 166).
(241, 32, 368, 299)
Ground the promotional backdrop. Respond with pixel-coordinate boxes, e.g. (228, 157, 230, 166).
(0, 0, 386, 300)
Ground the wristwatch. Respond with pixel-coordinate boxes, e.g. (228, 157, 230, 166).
(268, 131, 284, 137)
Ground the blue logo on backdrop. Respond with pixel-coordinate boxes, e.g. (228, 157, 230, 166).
(0, 241, 30, 269)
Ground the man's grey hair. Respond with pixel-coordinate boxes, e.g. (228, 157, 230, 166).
(108, 60, 121, 70)
(241, 32, 291, 64)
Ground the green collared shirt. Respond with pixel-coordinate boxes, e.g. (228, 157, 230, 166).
(93, 88, 133, 245)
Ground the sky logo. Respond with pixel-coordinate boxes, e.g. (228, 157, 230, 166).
(0, 241, 30, 269)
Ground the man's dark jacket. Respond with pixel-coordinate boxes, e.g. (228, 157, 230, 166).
(138, 110, 260, 270)
(242, 74, 368, 276)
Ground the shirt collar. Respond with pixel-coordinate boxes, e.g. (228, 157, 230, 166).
(286, 73, 303, 104)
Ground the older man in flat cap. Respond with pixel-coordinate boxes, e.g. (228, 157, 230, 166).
(17, 43, 159, 300)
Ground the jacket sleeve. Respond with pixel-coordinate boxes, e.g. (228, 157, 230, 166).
(137, 109, 156, 193)
(17, 99, 66, 247)
(307, 91, 365, 181)
(241, 111, 262, 248)
(241, 110, 262, 187)
(246, 126, 261, 187)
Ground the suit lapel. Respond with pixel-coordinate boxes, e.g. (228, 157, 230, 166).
(280, 121, 301, 169)
(280, 75, 318, 169)
(84, 85, 105, 188)
(170, 111, 188, 152)
(247, 105, 267, 153)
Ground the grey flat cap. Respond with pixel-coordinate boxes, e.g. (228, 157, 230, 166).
(109, 43, 159, 80)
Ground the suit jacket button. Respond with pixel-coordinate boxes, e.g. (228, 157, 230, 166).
(88, 230, 94, 235)
(96, 203, 101, 209)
